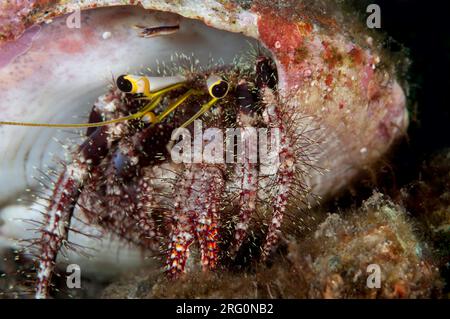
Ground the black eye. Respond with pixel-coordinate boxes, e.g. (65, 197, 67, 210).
(255, 57, 278, 89)
(211, 81, 229, 98)
(117, 75, 133, 93)
(236, 80, 258, 115)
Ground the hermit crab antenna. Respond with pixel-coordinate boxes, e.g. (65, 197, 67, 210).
(0, 76, 186, 128)
(155, 89, 201, 123)
(139, 74, 229, 127)
(0, 75, 227, 129)
(180, 75, 229, 128)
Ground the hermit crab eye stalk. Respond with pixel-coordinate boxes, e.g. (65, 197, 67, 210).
(116, 74, 186, 98)
(178, 75, 229, 129)
(207, 75, 229, 99)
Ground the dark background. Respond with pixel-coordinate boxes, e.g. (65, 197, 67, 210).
(357, 0, 450, 185)
(344, 0, 450, 294)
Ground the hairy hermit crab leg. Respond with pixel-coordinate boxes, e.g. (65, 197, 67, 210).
(34, 95, 127, 298)
(259, 88, 295, 261)
(166, 164, 225, 277)
(163, 76, 229, 276)
(230, 79, 260, 258)
(254, 57, 295, 261)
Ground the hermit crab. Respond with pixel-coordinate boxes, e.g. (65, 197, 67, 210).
(0, 1, 408, 298)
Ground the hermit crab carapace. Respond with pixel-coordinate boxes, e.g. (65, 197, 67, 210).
(0, 1, 408, 299)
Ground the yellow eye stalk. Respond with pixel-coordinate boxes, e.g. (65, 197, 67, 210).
(116, 74, 186, 98)
(180, 75, 229, 129)
(0, 74, 229, 129)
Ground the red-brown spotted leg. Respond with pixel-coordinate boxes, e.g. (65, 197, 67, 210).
(35, 91, 127, 298)
(134, 177, 160, 250)
(165, 168, 197, 277)
(260, 88, 295, 261)
(232, 154, 258, 257)
(231, 80, 259, 258)
(165, 212, 196, 277)
(196, 165, 224, 270)
(165, 164, 225, 276)
(35, 125, 109, 298)
(35, 163, 84, 298)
